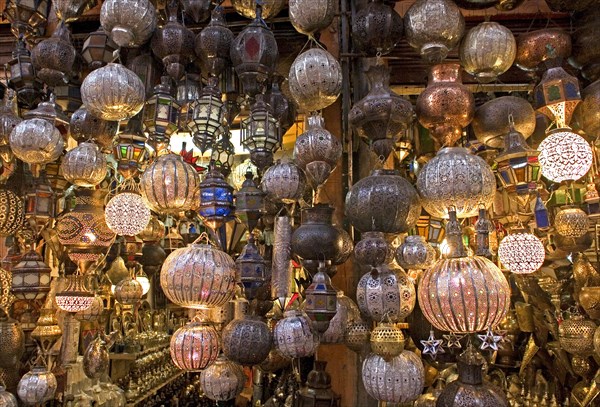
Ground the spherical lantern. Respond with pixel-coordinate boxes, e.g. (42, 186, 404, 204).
(200, 356, 246, 402)
(416, 147, 495, 219)
(574, 79, 600, 138)
(81, 63, 146, 121)
(11, 250, 51, 301)
(55, 275, 94, 313)
(195, 8, 234, 78)
(0, 386, 17, 407)
(404, 0, 465, 64)
(515, 28, 571, 72)
(170, 320, 220, 371)
(344, 319, 371, 352)
(352, 0, 404, 56)
(370, 322, 405, 360)
(395, 235, 437, 270)
(0, 187, 25, 237)
(114, 277, 143, 305)
(357, 265, 416, 323)
(9, 118, 64, 166)
(31, 24, 76, 87)
(222, 316, 272, 366)
(498, 232, 545, 274)
(105, 192, 151, 236)
(362, 351, 425, 404)
(273, 310, 319, 359)
(75, 295, 104, 322)
(288, 48, 342, 112)
(160, 243, 237, 309)
(559, 315, 596, 356)
(345, 169, 421, 233)
(289, 0, 335, 36)
(354, 232, 393, 268)
(555, 207, 589, 238)
(459, 21, 516, 83)
(538, 128, 592, 183)
(261, 160, 306, 204)
(100, 0, 157, 48)
(61, 142, 107, 188)
(69, 106, 118, 151)
(17, 367, 57, 405)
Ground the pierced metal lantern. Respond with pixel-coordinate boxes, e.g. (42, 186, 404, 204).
(0, 386, 17, 407)
(55, 275, 94, 313)
(210, 133, 235, 177)
(498, 231, 545, 274)
(266, 74, 296, 134)
(140, 153, 199, 214)
(353, 0, 403, 56)
(460, 21, 516, 83)
(241, 94, 282, 171)
(113, 117, 149, 179)
(31, 23, 75, 87)
(199, 166, 235, 230)
(574, 79, 600, 138)
(143, 76, 181, 145)
(294, 114, 342, 190)
(395, 235, 437, 270)
(105, 192, 151, 236)
(222, 316, 272, 365)
(0, 187, 25, 237)
(61, 142, 107, 188)
(4, 0, 49, 40)
(127, 52, 162, 98)
(230, 6, 279, 97)
(345, 168, 421, 233)
(323, 291, 360, 345)
(304, 267, 337, 333)
(515, 28, 572, 72)
(231, 0, 286, 19)
(75, 295, 104, 322)
(11, 250, 51, 301)
(354, 231, 392, 268)
(171, 320, 220, 371)
(151, 0, 195, 81)
(538, 128, 592, 183)
(404, 0, 465, 64)
(69, 106, 118, 151)
(81, 27, 117, 70)
(235, 171, 265, 232)
(160, 243, 237, 309)
(114, 277, 143, 305)
(371, 322, 404, 360)
(274, 310, 319, 359)
(52, 0, 93, 23)
(261, 160, 306, 204)
(181, 0, 211, 23)
(195, 7, 234, 78)
(23, 96, 69, 137)
(235, 235, 267, 300)
(9, 118, 64, 167)
(0, 309, 24, 368)
(7, 37, 43, 109)
(100, 0, 156, 48)
(31, 305, 62, 354)
(17, 367, 57, 405)
(189, 76, 226, 153)
(555, 206, 589, 238)
(200, 356, 246, 402)
(176, 73, 201, 129)
(0, 92, 21, 152)
(534, 66, 581, 128)
(559, 315, 597, 356)
(289, 48, 342, 112)
(289, 0, 335, 36)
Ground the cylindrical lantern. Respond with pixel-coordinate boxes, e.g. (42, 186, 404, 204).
(271, 215, 293, 307)
(198, 166, 235, 230)
(200, 356, 246, 402)
(304, 267, 337, 333)
(273, 310, 319, 359)
(170, 320, 220, 371)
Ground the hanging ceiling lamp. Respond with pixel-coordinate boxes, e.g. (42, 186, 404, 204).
(538, 129, 592, 184)
(352, 0, 404, 56)
(189, 76, 226, 153)
(555, 206, 589, 238)
(114, 277, 144, 305)
(17, 367, 57, 406)
(11, 250, 51, 301)
(81, 27, 117, 71)
(100, 0, 156, 48)
(515, 28, 571, 72)
(261, 160, 306, 204)
(52, 0, 93, 22)
(181, 0, 211, 23)
(573, 80, 600, 139)
(265, 74, 296, 135)
(235, 234, 267, 300)
(534, 66, 581, 128)
(498, 230, 545, 274)
(289, 0, 335, 36)
(198, 165, 235, 230)
(195, 7, 234, 78)
(69, 106, 118, 152)
(170, 319, 220, 371)
(7, 37, 43, 109)
(200, 356, 246, 402)
(0, 186, 25, 237)
(113, 116, 149, 180)
(61, 142, 107, 188)
(55, 274, 94, 313)
(31, 23, 75, 87)
(105, 190, 151, 237)
(23, 95, 69, 137)
(241, 94, 282, 172)
(9, 117, 64, 175)
(143, 76, 181, 147)
(210, 133, 235, 177)
(0, 92, 21, 154)
(4, 0, 49, 40)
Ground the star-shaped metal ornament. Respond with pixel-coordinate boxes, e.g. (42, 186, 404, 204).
(421, 330, 445, 359)
(443, 332, 464, 349)
(478, 327, 504, 351)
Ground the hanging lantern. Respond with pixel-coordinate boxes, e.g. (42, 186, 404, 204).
(354, 231, 392, 268)
(404, 0, 465, 64)
(0, 267, 15, 312)
(574, 79, 600, 138)
(160, 243, 237, 308)
(7, 37, 43, 109)
(534, 66, 581, 128)
(559, 315, 597, 356)
(0, 92, 21, 154)
(9, 118, 64, 170)
(114, 277, 143, 305)
(294, 115, 342, 190)
(23, 96, 69, 138)
(0, 386, 17, 407)
(176, 73, 201, 130)
(198, 166, 235, 230)
(371, 322, 404, 360)
(31, 304, 62, 354)
(231, 0, 286, 19)
(0, 309, 24, 368)
(304, 265, 338, 333)
(170, 320, 220, 371)
(181, 0, 211, 23)
(100, 0, 156, 48)
(61, 142, 107, 188)
(362, 351, 425, 404)
(344, 319, 371, 352)
(127, 52, 162, 98)
(515, 28, 571, 72)
(113, 117, 149, 179)
(222, 316, 272, 366)
(195, 8, 234, 78)
(0, 187, 25, 237)
(459, 22, 516, 83)
(4, 0, 49, 40)
(52, 0, 93, 22)
(538, 128, 592, 183)
(289, 0, 335, 36)
(75, 295, 104, 322)
(31, 23, 75, 87)
(69, 106, 118, 151)
(498, 231, 545, 274)
(288, 48, 342, 112)
(345, 168, 421, 233)
(261, 160, 306, 204)
(554, 206, 589, 238)
(230, 5, 279, 97)
(274, 310, 319, 359)
(352, 0, 404, 56)
(234, 172, 264, 234)
(11, 250, 51, 301)
(105, 192, 151, 236)
(25, 171, 55, 230)
(235, 235, 267, 300)
(210, 133, 235, 177)
(143, 76, 181, 145)
(200, 356, 246, 402)
(81, 63, 146, 121)
(189, 76, 226, 153)
(395, 235, 437, 270)
(265, 74, 296, 134)
(83, 336, 110, 380)
(322, 292, 360, 345)
(241, 94, 282, 171)
(55, 275, 94, 313)
(140, 153, 200, 215)
(81, 27, 118, 70)
(292, 205, 343, 263)
(17, 367, 57, 405)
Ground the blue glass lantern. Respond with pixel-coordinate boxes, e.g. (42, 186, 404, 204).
(198, 163, 234, 230)
(235, 233, 268, 301)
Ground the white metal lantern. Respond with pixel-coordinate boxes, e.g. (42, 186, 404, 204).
(538, 128, 592, 183)
(105, 192, 151, 236)
(498, 232, 545, 274)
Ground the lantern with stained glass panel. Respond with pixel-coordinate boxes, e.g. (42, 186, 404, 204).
(199, 165, 235, 230)
(7, 37, 43, 109)
(235, 170, 264, 233)
(415, 214, 445, 245)
(113, 117, 149, 179)
(143, 76, 181, 145)
(4, 0, 49, 40)
(534, 66, 581, 128)
(241, 94, 282, 172)
(210, 133, 235, 177)
(221, 66, 243, 126)
(189, 76, 226, 153)
(25, 170, 55, 230)
(81, 27, 118, 70)
(176, 73, 201, 132)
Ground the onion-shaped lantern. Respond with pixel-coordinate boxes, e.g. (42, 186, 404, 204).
(55, 275, 94, 313)
(23, 96, 69, 138)
(17, 367, 57, 405)
(7, 37, 43, 109)
(143, 76, 181, 145)
(0, 187, 25, 237)
(574, 80, 600, 138)
(274, 310, 319, 359)
(31, 23, 75, 87)
(404, 0, 465, 64)
(69, 106, 118, 151)
(395, 235, 437, 270)
(289, 0, 335, 36)
(555, 206, 589, 238)
(195, 7, 234, 78)
(200, 356, 246, 402)
(160, 243, 237, 309)
(140, 153, 200, 214)
(0, 92, 21, 154)
(61, 142, 107, 188)
(294, 115, 342, 190)
(105, 192, 151, 236)
(538, 128, 592, 183)
(345, 168, 421, 233)
(288, 48, 342, 112)
(230, 5, 279, 97)
(261, 160, 306, 204)
(354, 231, 392, 268)
(534, 66, 581, 128)
(352, 0, 404, 56)
(189, 76, 226, 153)
(151, 1, 194, 81)
(416, 147, 495, 219)
(81, 63, 146, 121)
(362, 351, 425, 404)
(0, 386, 17, 407)
(9, 118, 64, 169)
(100, 0, 157, 48)
(515, 28, 572, 72)
(241, 94, 281, 171)
(222, 316, 272, 365)
(198, 165, 235, 230)
(498, 231, 545, 274)
(114, 277, 143, 305)
(81, 27, 118, 70)
(170, 320, 220, 371)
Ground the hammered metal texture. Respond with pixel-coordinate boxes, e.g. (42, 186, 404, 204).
(272, 215, 293, 302)
(69, 106, 118, 150)
(273, 310, 318, 359)
(261, 160, 306, 204)
(170, 321, 220, 371)
(437, 369, 508, 406)
(9, 118, 64, 165)
(100, 0, 157, 48)
(515, 28, 572, 72)
(61, 142, 107, 188)
(222, 316, 272, 366)
(352, 0, 403, 56)
(0, 188, 24, 237)
(0, 314, 24, 368)
(200, 357, 246, 402)
(289, 0, 335, 35)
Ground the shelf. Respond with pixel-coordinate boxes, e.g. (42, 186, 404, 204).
(126, 371, 185, 407)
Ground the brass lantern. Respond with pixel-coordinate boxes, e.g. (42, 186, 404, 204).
(81, 27, 118, 70)
(241, 94, 282, 172)
(188, 76, 226, 153)
(195, 7, 234, 78)
(143, 76, 181, 145)
(4, 0, 50, 40)
(25, 170, 55, 230)
(52, 0, 94, 23)
(7, 37, 43, 109)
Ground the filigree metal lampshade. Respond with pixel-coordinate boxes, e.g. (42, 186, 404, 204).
(534, 66, 581, 128)
(55, 275, 94, 313)
(538, 128, 592, 183)
(105, 191, 151, 236)
(114, 277, 143, 305)
(61, 142, 107, 188)
(304, 267, 338, 333)
(241, 94, 281, 171)
(100, 0, 157, 48)
(31, 23, 75, 87)
(143, 76, 181, 145)
(289, 0, 335, 36)
(23, 96, 69, 137)
(189, 76, 226, 153)
(7, 37, 43, 109)
(498, 231, 545, 274)
(261, 160, 306, 204)
(17, 367, 56, 405)
(81, 27, 117, 70)
(235, 235, 267, 300)
(274, 310, 319, 359)
(195, 7, 234, 78)
(200, 356, 246, 402)
(362, 352, 424, 404)
(352, 0, 404, 56)
(555, 206, 589, 238)
(69, 106, 118, 150)
(0, 187, 25, 237)
(170, 320, 219, 371)
(9, 118, 64, 168)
